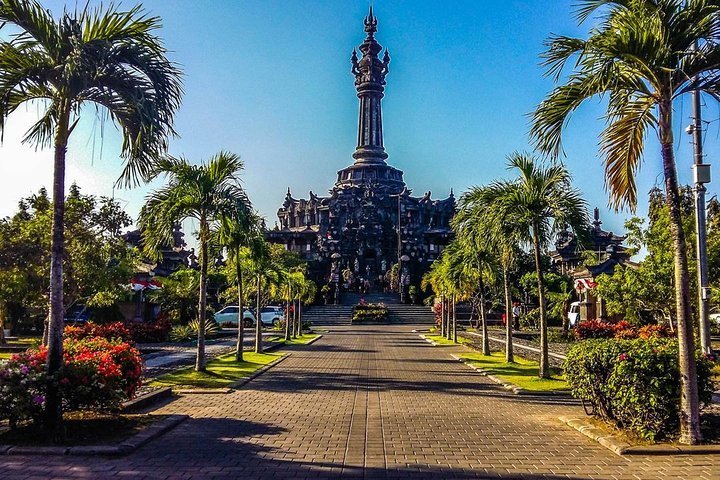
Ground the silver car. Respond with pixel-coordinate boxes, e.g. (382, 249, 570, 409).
(214, 306, 255, 327)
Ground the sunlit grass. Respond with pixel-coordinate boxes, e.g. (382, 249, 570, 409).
(150, 352, 283, 389)
(285, 334, 320, 345)
(460, 351, 570, 393)
(425, 334, 471, 345)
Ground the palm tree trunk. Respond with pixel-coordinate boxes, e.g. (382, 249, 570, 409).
(659, 98, 701, 444)
(503, 267, 514, 363)
(44, 99, 71, 432)
(478, 273, 490, 356)
(452, 294, 457, 343)
(296, 299, 302, 337)
(292, 298, 298, 339)
(235, 252, 244, 362)
(255, 274, 263, 353)
(532, 223, 550, 379)
(284, 287, 291, 342)
(195, 220, 208, 372)
(440, 294, 446, 337)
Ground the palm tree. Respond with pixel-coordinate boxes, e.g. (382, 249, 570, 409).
(217, 207, 258, 361)
(454, 185, 520, 363)
(245, 238, 284, 353)
(140, 152, 246, 371)
(0, 0, 182, 429)
(530, 0, 719, 444)
(450, 212, 498, 356)
(487, 154, 588, 378)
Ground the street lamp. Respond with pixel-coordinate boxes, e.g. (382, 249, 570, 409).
(400, 254, 410, 303)
(330, 253, 341, 305)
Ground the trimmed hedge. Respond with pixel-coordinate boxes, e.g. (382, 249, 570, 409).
(564, 338, 715, 440)
(352, 303, 389, 323)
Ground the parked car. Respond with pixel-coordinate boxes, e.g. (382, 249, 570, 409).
(214, 306, 255, 327)
(259, 306, 283, 327)
(567, 302, 580, 327)
(63, 304, 90, 324)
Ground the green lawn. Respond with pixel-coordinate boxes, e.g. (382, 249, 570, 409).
(285, 334, 320, 345)
(460, 351, 570, 393)
(150, 352, 283, 389)
(425, 334, 471, 346)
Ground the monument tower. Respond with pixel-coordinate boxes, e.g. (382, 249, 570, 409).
(267, 8, 455, 295)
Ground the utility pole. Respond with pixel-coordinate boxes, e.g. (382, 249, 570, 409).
(397, 194, 404, 303)
(689, 47, 713, 354)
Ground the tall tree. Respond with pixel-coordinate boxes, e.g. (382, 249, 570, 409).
(454, 185, 523, 362)
(140, 152, 246, 371)
(216, 206, 258, 361)
(0, 0, 182, 429)
(530, 0, 720, 443)
(486, 154, 588, 378)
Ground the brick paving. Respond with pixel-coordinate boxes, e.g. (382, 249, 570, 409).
(2, 325, 719, 479)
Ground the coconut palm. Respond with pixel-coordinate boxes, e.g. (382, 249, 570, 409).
(245, 239, 286, 353)
(487, 154, 588, 378)
(139, 152, 246, 371)
(0, 0, 182, 429)
(454, 185, 521, 363)
(216, 206, 259, 361)
(450, 214, 498, 355)
(530, 0, 720, 443)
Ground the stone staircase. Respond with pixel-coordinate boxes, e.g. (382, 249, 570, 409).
(302, 292, 435, 326)
(302, 304, 354, 326)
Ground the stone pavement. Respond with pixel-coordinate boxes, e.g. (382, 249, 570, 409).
(2, 325, 719, 479)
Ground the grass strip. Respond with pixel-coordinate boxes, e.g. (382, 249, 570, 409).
(285, 334, 320, 345)
(425, 334, 471, 346)
(149, 352, 283, 389)
(460, 351, 570, 393)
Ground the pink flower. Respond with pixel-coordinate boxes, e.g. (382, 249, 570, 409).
(618, 353, 629, 362)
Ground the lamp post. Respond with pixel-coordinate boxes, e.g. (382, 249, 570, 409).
(687, 52, 712, 354)
(330, 253, 341, 305)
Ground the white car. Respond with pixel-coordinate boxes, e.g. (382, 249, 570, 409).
(214, 306, 255, 327)
(568, 302, 581, 327)
(259, 306, 284, 327)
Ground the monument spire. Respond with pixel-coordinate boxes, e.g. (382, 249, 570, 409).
(351, 5, 390, 165)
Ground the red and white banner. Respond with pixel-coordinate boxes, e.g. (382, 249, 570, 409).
(130, 278, 162, 291)
(574, 278, 597, 293)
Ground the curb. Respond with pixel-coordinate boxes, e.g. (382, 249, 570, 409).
(303, 334, 323, 345)
(0, 414, 188, 457)
(229, 353, 290, 389)
(175, 388, 233, 395)
(450, 353, 571, 397)
(121, 387, 173, 413)
(419, 334, 438, 346)
(559, 415, 720, 455)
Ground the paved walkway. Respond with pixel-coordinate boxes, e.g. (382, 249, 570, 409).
(2, 326, 719, 479)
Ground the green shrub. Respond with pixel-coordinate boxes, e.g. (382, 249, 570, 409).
(520, 308, 540, 330)
(564, 338, 715, 440)
(169, 319, 220, 342)
(352, 303, 389, 322)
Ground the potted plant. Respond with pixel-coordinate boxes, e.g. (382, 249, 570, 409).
(408, 285, 419, 305)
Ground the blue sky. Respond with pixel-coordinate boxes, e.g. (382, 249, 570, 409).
(1, 0, 719, 244)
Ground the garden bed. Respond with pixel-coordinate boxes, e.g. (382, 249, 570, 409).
(149, 352, 284, 389)
(0, 412, 159, 447)
(352, 303, 389, 323)
(459, 352, 570, 393)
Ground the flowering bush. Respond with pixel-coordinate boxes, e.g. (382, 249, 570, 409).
(60, 337, 143, 410)
(0, 350, 47, 427)
(574, 320, 674, 341)
(64, 321, 132, 343)
(352, 303, 389, 322)
(124, 318, 172, 343)
(564, 338, 714, 440)
(0, 337, 143, 427)
(574, 319, 622, 339)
